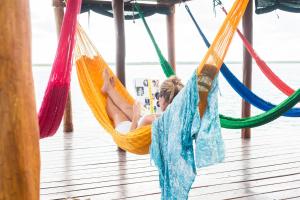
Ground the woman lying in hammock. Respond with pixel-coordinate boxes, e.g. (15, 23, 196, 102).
(101, 69, 184, 133)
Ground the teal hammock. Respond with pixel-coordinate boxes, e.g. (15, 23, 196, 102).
(134, 3, 300, 129)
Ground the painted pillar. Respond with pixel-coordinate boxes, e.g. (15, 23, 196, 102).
(241, 0, 253, 139)
(0, 0, 40, 199)
(166, 5, 176, 71)
(112, 0, 126, 86)
(53, 0, 73, 133)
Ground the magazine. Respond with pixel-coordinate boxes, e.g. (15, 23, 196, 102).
(133, 78, 160, 114)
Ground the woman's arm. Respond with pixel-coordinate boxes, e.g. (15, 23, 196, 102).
(130, 118, 139, 131)
(137, 114, 159, 127)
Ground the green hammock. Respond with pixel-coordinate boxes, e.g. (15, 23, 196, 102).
(136, 4, 175, 78)
(220, 90, 300, 128)
(135, 3, 300, 129)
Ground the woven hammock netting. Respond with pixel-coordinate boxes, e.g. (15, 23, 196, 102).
(39, 0, 81, 138)
(136, 1, 300, 128)
(75, 24, 152, 154)
(255, 0, 300, 14)
(182, 4, 300, 117)
(73, 0, 249, 154)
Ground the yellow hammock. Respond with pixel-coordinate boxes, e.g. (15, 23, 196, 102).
(74, 0, 249, 155)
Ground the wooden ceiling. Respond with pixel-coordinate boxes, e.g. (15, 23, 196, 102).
(53, 0, 190, 8)
(82, 0, 187, 6)
(79, 0, 190, 16)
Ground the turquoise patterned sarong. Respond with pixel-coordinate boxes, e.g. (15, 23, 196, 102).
(151, 71, 225, 199)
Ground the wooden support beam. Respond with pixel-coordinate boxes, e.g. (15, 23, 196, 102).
(112, 0, 126, 152)
(112, 0, 126, 86)
(63, 94, 73, 132)
(53, 0, 73, 133)
(166, 5, 176, 71)
(0, 0, 40, 199)
(241, 0, 253, 139)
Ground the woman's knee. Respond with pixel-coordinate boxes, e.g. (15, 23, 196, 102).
(140, 115, 156, 126)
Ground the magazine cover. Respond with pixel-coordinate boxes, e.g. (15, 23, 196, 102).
(133, 78, 161, 114)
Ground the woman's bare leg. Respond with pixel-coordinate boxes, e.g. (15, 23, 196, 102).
(102, 69, 134, 120)
(106, 97, 130, 127)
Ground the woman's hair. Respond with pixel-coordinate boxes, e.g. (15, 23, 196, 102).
(159, 76, 184, 104)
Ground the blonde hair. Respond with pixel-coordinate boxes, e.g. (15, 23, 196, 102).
(159, 76, 184, 104)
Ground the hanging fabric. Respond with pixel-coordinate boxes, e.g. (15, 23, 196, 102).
(39, 0, 81, 138)
(151, 0, 248, 199)
(74, 1, 300, 158)
(184, 3, 300, 117)
(220, 5, 295, 96)
(75, 24, 151, 154)
(137, 2, 300, 124)
(134, 3, 175, 77)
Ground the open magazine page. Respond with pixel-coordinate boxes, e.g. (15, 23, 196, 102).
(134, 78, 161, 115)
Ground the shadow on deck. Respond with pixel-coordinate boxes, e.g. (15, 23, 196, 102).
(40, 128, 300, 200)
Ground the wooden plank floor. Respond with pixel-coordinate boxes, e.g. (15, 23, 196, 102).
(40, 126, 300, 200)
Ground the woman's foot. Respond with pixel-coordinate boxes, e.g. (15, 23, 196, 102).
(109, 76, 116, 88)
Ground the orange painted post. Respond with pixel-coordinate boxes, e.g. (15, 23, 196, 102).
(112, 0, 126, 86)
(166, 5, 176, 72)
(241, 0, 253, 139)
(53, 0, 74, 133)
(0, 0, 40, 199)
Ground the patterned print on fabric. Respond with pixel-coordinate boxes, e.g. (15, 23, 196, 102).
(151, 71, 224, 199)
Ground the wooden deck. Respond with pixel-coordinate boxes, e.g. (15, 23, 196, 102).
(40, 126, 300, 200)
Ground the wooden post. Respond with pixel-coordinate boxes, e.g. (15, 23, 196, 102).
(166, 5, 176, 71)
(112, 0, 126, 152)
(0, 0, 40, 199)
(241, 0, 253, 139)
(53, 0, 73, 133)
(112, 0, 126, 86)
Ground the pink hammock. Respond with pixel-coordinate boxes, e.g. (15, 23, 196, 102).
(221, 6, 295, 96)
(38, 0, 82, 138)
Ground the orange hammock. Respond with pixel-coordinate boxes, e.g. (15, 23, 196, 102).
(74, 0, 249, 155)
(75, 26, 151, 154)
